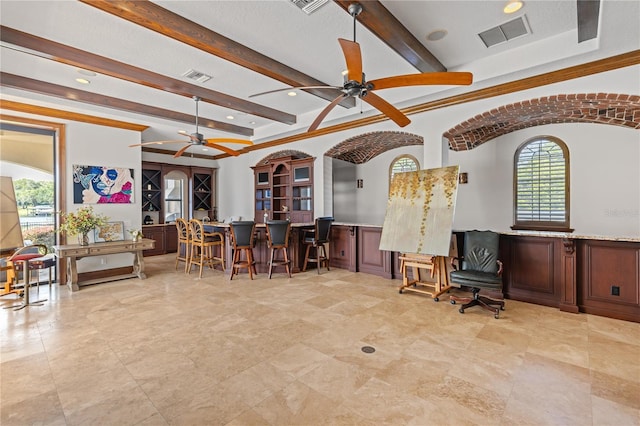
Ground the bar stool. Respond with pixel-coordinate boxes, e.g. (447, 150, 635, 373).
(265, 220, 292, 278)
(229, 221, 257, 280)
(3, 244, 49, 310)
(188, 219, 224, 278)
(302, 217, 334, 274)
(175, 218, 191, 272)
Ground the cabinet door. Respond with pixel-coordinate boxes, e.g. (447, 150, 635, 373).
(165, 225, 178, 253)
(143, 226, 165, 256)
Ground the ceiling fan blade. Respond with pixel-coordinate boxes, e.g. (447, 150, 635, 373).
(249, 85, 341, 98)
(361, 92, 411, 128)
(338, 38, 362, 82)
(129, 140, 186, 147)
(204, 142, 241, 156)
(204, 138, 254, 146)
(308, 94, 348, 132)
(173, 144, 192, 158)
(368, 72, 473, 91)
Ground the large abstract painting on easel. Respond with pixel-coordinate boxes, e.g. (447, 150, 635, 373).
(379, 165, 459, 256)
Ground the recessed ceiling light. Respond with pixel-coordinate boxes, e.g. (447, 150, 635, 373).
(75, 78, 90, 84)
(287, 91, 297, 97)
(249, 121, 256, 125)
(504, 1, 523, 14)
(77, 69, 96, 77)
(202, 148, 209, 151)
(226, 115, 234, 120)
(426, 29, 448, 42)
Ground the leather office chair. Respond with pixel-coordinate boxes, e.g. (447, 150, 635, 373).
(449, 230, 505, 318)
(229, 221, 257, 280)
(188, 219, 225, 278)
(175, 218, 191, 272)
(302, 217, 333, 274)
(265, 220, 291, 279)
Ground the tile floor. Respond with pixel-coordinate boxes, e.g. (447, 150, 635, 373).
(1, 254, 639, 425)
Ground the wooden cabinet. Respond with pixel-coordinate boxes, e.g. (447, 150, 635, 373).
(142, 162, 217, 224)
(192, 167, 216, 220)
(252, 156, 314, 223)
(142, 165, 162, 215)
(142, 224, 178, 256)
(142, 225, 165, 256)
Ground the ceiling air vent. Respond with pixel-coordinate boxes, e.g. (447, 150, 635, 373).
(181, 69, 212, 83)
(478, 15, 531, 48)
(290, 0, 329, 15)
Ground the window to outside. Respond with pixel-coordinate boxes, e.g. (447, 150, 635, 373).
(389, 155, 419, 192)
(513, 136, 571, 231)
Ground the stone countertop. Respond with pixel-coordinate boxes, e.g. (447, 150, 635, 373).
(498, 230, 640, 243)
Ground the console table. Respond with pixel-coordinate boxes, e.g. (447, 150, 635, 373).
(53, 239, 155, 291)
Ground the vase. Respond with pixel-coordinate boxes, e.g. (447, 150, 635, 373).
(78, 233, 89, 246)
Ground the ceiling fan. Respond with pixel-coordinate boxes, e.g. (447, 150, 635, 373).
(251, 3, 473, 132)
(129, 96, 253, 157)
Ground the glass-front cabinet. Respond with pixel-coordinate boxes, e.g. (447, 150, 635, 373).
(252, 155, 314, 223)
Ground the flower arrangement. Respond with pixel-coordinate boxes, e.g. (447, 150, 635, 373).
(59, 206, 108, 236)
(128, 228, 143, 242)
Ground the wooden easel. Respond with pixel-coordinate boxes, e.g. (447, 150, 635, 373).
(398, 234, 458, 301)
(398, 254, 451, 301)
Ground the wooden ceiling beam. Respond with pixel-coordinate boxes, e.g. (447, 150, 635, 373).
(79, 0, 356, 109)
(0, 72, 254, 136)
(0, 100, 148, 131)
(0, 26, 293, 126)
(334, 0, 446, 73)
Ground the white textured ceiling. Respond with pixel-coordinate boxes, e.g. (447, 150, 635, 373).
(0, 0, 638, 153)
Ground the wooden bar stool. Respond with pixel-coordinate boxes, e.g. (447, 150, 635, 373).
(175, 218, 191, 272)
(229, 221, 257, 280)
(188, 219, 224, 278)
(302, 217, 333, 274)
(265, 220, 292, 278)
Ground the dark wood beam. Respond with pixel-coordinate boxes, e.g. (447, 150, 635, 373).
(0, 26, 294, 126)
(0, 73, 254, 136)
(0, 100, 148, 131)
(78, 0, 356, 109)
(577, 0, 601, 42)
(333, 0, 446, 72)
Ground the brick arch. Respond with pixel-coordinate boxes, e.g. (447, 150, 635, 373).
(444, 93, 640, 151)
(324, 131, 424, 165)
(255, 149, 312, 166)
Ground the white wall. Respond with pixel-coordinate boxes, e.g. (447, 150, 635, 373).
(217, 65, 639, 239)
(65, 123, 142, 272)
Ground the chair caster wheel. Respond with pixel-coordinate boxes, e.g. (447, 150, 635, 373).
(494, 313, 500, 319)
(459, 308, 464, 314)
(399, 289, 403, 294)
(450, 299, 456, 305)
(434, 297, 439, 302)
(500, 305, 505, 310)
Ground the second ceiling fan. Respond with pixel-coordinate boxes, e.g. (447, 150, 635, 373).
(130, 96, 253, 157)
(252, 3, 473, 132)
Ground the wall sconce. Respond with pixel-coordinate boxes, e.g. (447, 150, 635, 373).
(458, 172, 468, 184)
(356, 179, 364, 189)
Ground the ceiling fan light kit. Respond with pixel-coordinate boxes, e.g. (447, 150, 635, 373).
(249, 2, 473, 134)
(306, 2, 473, 132)
(129, 96, 252, 157)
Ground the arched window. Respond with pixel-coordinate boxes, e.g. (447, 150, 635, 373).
(513, 136, 571, 231)
(389, 155, 419, 191)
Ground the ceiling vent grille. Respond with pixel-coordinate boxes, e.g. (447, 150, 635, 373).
(181, 69, 212, 83)
(478, 15, 531, 48)
(290, 0, 329, 15)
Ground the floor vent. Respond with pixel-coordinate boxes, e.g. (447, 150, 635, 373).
(478, 15, 531, 48)
(181, 69, 212, 83)
(290, 0, 329, 15)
